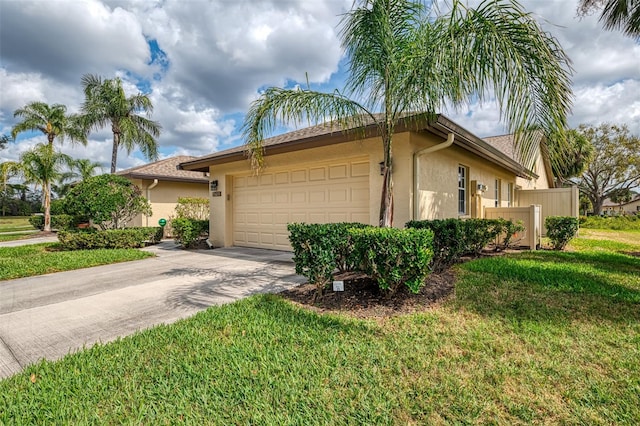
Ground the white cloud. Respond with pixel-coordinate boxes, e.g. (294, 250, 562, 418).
(1, 0, 638, 169)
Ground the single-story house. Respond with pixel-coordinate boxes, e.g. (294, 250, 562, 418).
(602, 194, 640, 216)
(117, 156, 209, 228)
(179, 114, 577, 250)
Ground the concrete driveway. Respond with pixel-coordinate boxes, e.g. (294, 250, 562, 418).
(0, 242, 305, 379)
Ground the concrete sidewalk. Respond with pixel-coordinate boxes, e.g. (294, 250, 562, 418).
(0, 242, 304, 379)
(0, 234, 58, 247)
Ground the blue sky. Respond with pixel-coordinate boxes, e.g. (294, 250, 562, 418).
(1, 0, 639, 172)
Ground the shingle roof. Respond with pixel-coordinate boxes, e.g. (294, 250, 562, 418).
(483, 134, 519, 162)
(117, 156, 209, 183)
(179, 114, 534, 178)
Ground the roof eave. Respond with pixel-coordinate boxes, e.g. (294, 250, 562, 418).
(121, 173, 209, 184)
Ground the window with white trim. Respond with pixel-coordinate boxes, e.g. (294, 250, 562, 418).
(507, 183, 514, 207)
(458, 165, 468, 215)
(494, 179, 501, 207)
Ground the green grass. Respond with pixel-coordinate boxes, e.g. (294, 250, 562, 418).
(1, 231, 639, 424)
(0, 244, 154, 280)
(0, 216, 36, 232)
(0, 231, 39, 242)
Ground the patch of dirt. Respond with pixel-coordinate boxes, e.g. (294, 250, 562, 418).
(280, 270, 456, 319)
(23, 231, 57, 239)
(623, 251, 640, 258)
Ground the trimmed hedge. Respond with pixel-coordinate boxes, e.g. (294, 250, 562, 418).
(545, 216, 579, 250)
(406, 218, 524, 271)
(350, 227, 434, 293)
(579, 214, 640, 230)
(287, 222, 370, 296)
(57, 227, 163, 250)
(171, 218, 209, 248)
(29, 214, 82, 231)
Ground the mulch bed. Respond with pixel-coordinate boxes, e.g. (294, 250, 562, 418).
(280, 269, 456, 319)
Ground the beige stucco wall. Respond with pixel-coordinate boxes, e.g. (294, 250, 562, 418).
(516, 153, 550, 190)
(413, 132, 521, 221)
(128, 179, 209, 230)
(206, 130, 542, 247)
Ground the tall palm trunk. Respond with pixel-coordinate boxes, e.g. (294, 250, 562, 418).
(43, 181, 51, 232)
(111, 127, 120, 174)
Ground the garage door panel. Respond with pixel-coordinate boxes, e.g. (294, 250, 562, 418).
(233, 158, 369, 250)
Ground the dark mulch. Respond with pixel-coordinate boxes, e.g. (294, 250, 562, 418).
(280, 270, 456, 319)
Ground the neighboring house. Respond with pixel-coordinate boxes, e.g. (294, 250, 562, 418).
(180, 114, 576, 251)
(117, 156, 209, 228)
(603, 195, 640, 216)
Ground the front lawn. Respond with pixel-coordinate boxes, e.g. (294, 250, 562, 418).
(0, 243, 154, 280)
(1, 231, 638, 424)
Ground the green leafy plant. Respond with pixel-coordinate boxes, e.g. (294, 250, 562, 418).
(580, 215, 640, 230)
(545, 216, 579, 250)
(350, 227, 433, 293)
(57, 227, 161, 250)
(406, 218, 509, 271)
(171, 218, 209, 248)
(63, 174, 151, 229)
(287, 222, 370, 297)
(174, 197, 209, 220)
(29, 214, 81, 231)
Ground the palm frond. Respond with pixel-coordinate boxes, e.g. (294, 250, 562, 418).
(242, 87, 376, 170)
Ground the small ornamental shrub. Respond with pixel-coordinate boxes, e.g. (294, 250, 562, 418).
(545, 216, 579, 250)
(406, 218, 510, 271)
(57, 227, 162, 250)
(29, 214, 81, 231)
(494, 218, 526, 250)
(349, 227, 434, 293)
(171, 218, 209, 248)
(580, 214, 640, 230)
(287, 222, 370, 297)
(174, 197, 209, 220)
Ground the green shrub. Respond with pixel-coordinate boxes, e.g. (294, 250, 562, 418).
(171, 218, 209, 248)
(350, 227, 434, 293)
(580, 214, 640, 230)
(493, 218, 526, 250)
(29, 214, 81, 231)
(57, 227, 162, 250)
(406, 218, 508, 271)
(174, 197, 209, 220)
(545, 216, 579, 250)
(287, 222, 370, 296)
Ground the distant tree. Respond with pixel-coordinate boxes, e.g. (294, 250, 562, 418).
(573, 123, 640, 215)
(72, 158, 103, 181)
(546, 129, 594, 186)
(63, 174, 151, 229)
(20, 144, 73, 231)
(1, 161, 22, 216)
(0, 134, 9, 150)
(243, 0, 573, 226)
(577, 0, 640, 37)
(80, 74, 161, 173)
(11, 102, 87, 148)
(610, 187, 633, 207)
(11, 102, 87, 222)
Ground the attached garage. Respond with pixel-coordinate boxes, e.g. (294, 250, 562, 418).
(231, 157, 370, 250)
(179, 114, 562, 251)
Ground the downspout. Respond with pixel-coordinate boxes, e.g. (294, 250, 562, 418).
(413, 133, 455, 220)
(146, 179, 159, 226)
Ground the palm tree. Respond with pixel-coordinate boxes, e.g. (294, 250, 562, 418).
(578, 0, 640, 37)
(20, 144, 73, 231)
(11, 101, 87, 226)
(243, 0, 573, 227)
(11, 102, 87, 147)
(52, 158, 104, 198)
(80, 74, 161, 173)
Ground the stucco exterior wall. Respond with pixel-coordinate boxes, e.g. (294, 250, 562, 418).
(516, 153, 550, 190)
(413, 132, 519, 221)
(206, 130, 539, 247)
(127, 179, 209, 229)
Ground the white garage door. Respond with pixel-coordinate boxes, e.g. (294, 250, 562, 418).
(232, 157, 370, 250)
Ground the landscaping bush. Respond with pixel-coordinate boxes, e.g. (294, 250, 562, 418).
(57, 227, 162, 250)
(171, 218, 209, 248)
(580, 214, 640, 230)
(287, 222, 370, 296)
(29, 214, 80, 231)
(406, 218, 511, 271)
(545, 216, 579, 250)
(174, 197, 209, 220)
(349, 227, 434, 293)
(493, 218, 526, 250)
